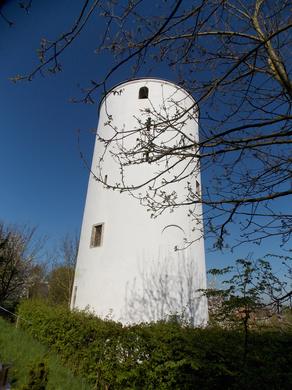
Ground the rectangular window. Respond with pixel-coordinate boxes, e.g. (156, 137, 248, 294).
(196, 180, 200, 196)
(91, 223, 104, 247)
(72, 286, 77, 308)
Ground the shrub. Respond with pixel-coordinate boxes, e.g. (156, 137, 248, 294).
(21, 360, 49, 390)
(0, 316, 90, 389)
(18, 300, 292, 389)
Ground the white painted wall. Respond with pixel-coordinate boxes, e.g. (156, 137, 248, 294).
(72, 79, 208, 325)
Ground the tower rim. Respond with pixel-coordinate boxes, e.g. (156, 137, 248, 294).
(99, 77, 198, 112)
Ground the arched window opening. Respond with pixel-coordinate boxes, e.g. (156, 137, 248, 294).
(139, 86, 149, 99)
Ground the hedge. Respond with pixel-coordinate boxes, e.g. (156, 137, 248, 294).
(0, 316, 91, 389)
(18, 300, 292, 389)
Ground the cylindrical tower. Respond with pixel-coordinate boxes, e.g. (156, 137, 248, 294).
(72, 78, 208, 325)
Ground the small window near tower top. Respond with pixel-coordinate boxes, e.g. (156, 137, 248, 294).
(139, 86, 149, 99)
(91, 224, 104, 247)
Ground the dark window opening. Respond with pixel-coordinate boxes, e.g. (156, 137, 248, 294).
(196, 180, 200, 195)
(91, 224, 103, 247)
(72, 286, 77, 308)
(139, 86, 149, 99)
(146, 117, 151, 130)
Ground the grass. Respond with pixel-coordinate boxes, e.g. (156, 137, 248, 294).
(0, 316, 91, 389)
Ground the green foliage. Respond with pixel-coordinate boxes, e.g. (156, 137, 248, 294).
(207, 257, 291, 328)
(0, 223, 44, 313)
(47, 265, 74, 305)
(47, 234, 78, 306)
(0, 317, 90, 389)
(21, 361, 48, 390)
(17, 299, 292, 389)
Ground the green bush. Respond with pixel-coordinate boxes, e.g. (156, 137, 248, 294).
(17, 299, 292, 389)
(0, 316, 90, 389)
(21, 360, 49, 390)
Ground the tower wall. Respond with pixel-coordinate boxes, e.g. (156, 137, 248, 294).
(72, 79, 208, 325)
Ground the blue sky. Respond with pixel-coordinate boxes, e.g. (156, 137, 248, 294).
(0, 1, 289, 272)
(1, 1, 101, 244)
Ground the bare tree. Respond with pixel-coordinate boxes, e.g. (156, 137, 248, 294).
(14, 0, 292, 249)
(48, 234, 78, 306)
(0, 0, 32, 27)
(0, 222, 43, 310)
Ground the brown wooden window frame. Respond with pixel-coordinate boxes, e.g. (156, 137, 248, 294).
(90, 223, 104, 247)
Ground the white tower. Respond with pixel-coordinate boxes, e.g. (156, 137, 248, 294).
(72, 78, 208, 325)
